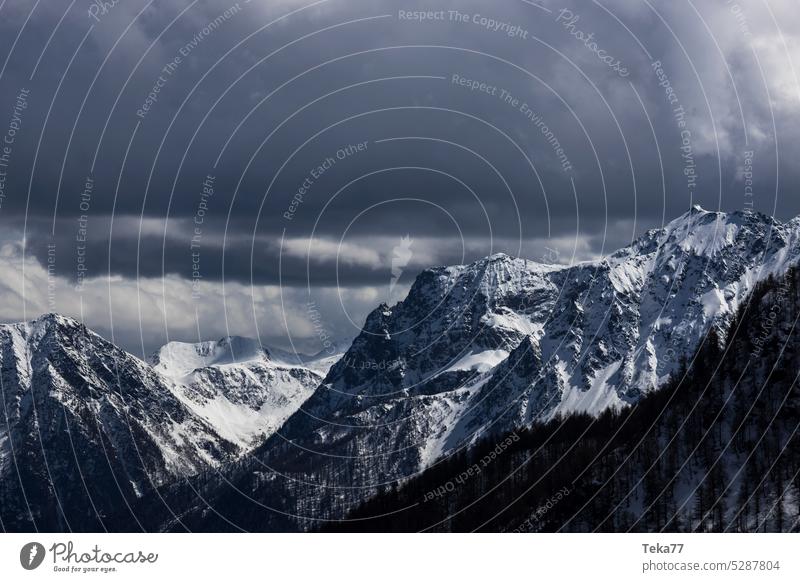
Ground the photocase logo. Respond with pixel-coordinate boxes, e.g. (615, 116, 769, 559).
(19, 542, 46, 570)
(389, 235, 414, 297)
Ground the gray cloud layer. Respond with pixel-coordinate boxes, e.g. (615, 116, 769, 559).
(0, 0, 798, 351)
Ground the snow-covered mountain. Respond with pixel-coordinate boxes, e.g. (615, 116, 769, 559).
(0, 314, 239, 530)
(313, 208, 799, 459)
(0, 316, 336, 530)
(197, 206, 800, 531)
(151, 337, 331, 448)
(328, 265, 800, 532)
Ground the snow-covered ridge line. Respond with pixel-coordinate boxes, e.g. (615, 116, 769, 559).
(260, 205, 800, 500)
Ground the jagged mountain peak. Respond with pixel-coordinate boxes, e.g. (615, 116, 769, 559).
(459, 251, 557, 274)
(9, 311, 84, 337)
(477, 252, 518, 264)
(604, 206, 788, 268)
(151, 336, 270, 377)
(399, 251, 557, 314)
(663, 204, 779, 239)
(29, 311, 79, 327)
(0, 313, 121, 367)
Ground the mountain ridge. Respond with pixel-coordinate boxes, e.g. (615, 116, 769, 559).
(158, 205, 800, 532)
(3, 205, 800, 531)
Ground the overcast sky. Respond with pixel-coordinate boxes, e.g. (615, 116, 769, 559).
(0, 0, 798, 356)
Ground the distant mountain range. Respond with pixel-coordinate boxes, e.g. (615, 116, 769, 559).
(2, 206, 799, 532)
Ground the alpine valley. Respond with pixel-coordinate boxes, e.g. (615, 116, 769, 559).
(2, 206, 799, 532)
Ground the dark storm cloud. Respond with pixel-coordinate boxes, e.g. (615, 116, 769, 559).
(0, 0, 798, 344)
